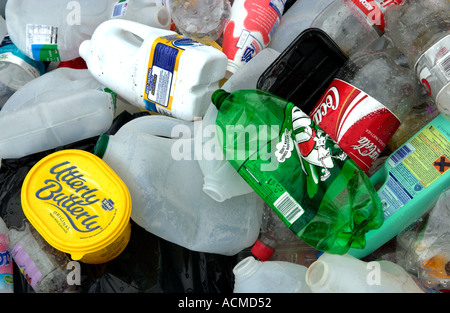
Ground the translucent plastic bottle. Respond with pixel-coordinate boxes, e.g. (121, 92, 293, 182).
(79, 18, 228, 121)
(93, 114, 263, 256)
(0, 217, 13, 293)
(306, 253, 424, 293)
(309, 48, 418, 173)
(233, 256, 311, 293)
(268, 0, 334, 53)
(311, 0, 404, 57)
(167, 0, 231, 43)
(0, 36, 46, 108)
(0, 68, 116, 160)
(5, 0, 171, 62)
(9, 220, 75, 293)
(384, 0, 450, 119)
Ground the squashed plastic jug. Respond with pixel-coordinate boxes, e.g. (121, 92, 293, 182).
(93, 114, 263, 256)
(0, 68, 116, 160)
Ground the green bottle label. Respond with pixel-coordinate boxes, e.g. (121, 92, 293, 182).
(215, 89, 383, 254)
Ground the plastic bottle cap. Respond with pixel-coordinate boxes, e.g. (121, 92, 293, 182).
(251, 239, 275, 261)
(94, 134, 110, 159)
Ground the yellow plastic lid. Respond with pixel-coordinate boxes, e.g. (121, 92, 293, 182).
(21, 149, 132, 261)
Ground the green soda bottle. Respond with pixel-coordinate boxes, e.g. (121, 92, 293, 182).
(211, 89, 384, 254)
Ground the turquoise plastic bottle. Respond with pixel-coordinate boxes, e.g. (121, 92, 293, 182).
(348, 114, 450, 258)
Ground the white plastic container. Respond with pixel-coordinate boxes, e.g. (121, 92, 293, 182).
(93, 114, 263, 256)
(0, 217, 13, 293)
(0, 68, 115, 159)
(80, 18, 228, 121)
(5, 0, 170, 62)
(196, 48, 280, 202)
(222, 0, 286, 78)
(305, 253, 424, 293)
(233, 256, 311, 293)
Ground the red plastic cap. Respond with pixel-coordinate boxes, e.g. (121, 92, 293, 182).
(57, 57, 88, 70)
(251, 240, 275, 261)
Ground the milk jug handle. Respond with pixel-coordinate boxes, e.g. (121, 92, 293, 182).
(109, 19, 156, 45)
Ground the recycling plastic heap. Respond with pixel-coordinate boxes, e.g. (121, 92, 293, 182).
(0, 0, 449, 293)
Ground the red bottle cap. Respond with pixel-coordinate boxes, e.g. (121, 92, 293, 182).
(250, 240, 275, 261)
(57, 57, 87, 70)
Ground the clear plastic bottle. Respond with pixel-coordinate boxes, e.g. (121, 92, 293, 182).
(250, 204, 319, 266)
(5, 0, 170, 62)
(9, 220, 75, 293)
(233, 256, 312, 293)
(93, 114, 263, 256)
(0, 217, 13, 293)
(311, 0, 404, 57)
(309, 48, 418, 173)
(306, 253, 424, 293)
(384, 0, 450, 119)
(0, 35, 46, 108)
(0, 68, 116, 160)
(167, 0, 231, 44)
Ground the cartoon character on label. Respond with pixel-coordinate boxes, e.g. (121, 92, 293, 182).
(291, 107, 347, 185)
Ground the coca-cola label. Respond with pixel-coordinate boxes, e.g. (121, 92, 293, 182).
(350, 0, 404, 33)
(310, 79, 401, 172)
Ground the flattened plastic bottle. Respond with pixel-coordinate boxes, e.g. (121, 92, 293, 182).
(212, 89, 384, 255)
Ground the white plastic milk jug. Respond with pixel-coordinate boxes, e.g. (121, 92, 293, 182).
(79, 18, 228, 121)
(93, 114, 263, 256)
(5, 0, 170, 62)
(233, 256, 312, 293)
(305, 253, 425, 293)
(0, 68, 116, 160)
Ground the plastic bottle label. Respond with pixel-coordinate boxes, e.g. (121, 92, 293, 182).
(378, 115, 450, 218)
(144, 36, 203, 115)
(111, 0, 129, 18)
(349, 0, 403, 34)
(310, 79, 401, 173)
(0, 234, 13, 292)
(11, 243, 42, 288)
(25, 24, 61, 62)
(415, 35, 450, 106)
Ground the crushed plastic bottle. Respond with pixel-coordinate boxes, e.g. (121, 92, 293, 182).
(311, 0, 404, 57)
(309, 48, 418, 173)
(212, 88, 384, 254)
(93, 114, 263, 256)
(384, 0, 450, 119)
(396, 187, 450, 292)
(0, 68, 116, 160)
(167, 0, 231, 44)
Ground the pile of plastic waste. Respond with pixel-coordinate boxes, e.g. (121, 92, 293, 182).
(0, 0, 449, 295)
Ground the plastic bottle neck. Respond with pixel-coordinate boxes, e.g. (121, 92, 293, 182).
(233, 256, 262, 280)
(305, 260, 330, 291)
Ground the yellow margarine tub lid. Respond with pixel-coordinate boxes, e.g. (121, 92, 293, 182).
(21, 149, 132, 264)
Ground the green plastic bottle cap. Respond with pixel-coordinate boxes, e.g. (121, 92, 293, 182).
(211, 89, 230, 110)
(93, 134, 110, 159)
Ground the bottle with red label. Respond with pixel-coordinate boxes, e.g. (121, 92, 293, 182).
(309, 48, 418, 173)
(384, 0, 450, 120)
(311, 0, 404, 57)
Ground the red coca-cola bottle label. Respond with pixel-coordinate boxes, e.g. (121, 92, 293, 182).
(309, 79, 401, 172)
(350, 0, 404, 33)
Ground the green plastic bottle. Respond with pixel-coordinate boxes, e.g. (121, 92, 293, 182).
(212, 89, 384, 254)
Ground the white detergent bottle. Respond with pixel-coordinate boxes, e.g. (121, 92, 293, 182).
(305, 253, 425, 293)
(5, 0, 170, 62)
(93, 114, 263, 256)
(79, 18, 228, 121)
(233, 256, 312, 293)
(196, 48, 280, 202)
(0, 68, 116, 160)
